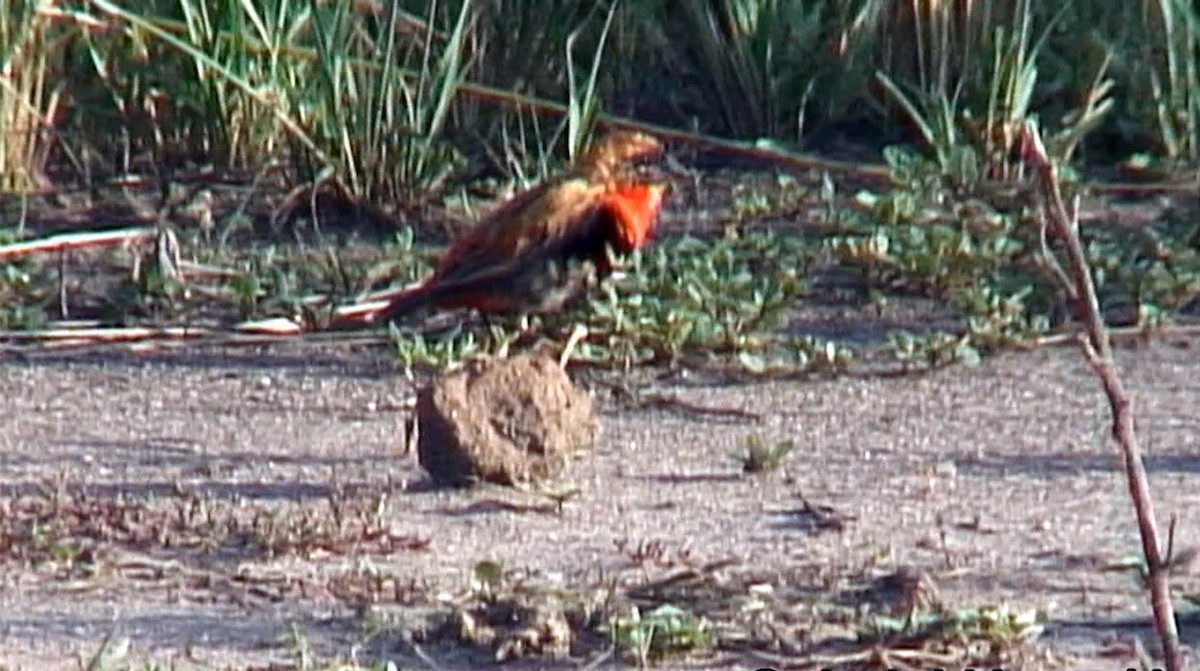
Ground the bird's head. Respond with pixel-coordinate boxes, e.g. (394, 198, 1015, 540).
(578, 130, 664, 180)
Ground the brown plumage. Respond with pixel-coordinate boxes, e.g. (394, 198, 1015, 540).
(367, 130, 669, 324)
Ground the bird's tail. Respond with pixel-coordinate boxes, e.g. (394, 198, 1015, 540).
(323, 282, 437, 331)
(370, 282, 438, 325)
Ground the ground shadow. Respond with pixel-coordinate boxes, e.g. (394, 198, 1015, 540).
(1, 347, 398, 380)
(1, 437, 408, 476)
(0, 609, 363, 661)
(958, 451, 1200, 478)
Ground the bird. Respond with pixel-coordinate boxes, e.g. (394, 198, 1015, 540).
(357, 130, 670, 334)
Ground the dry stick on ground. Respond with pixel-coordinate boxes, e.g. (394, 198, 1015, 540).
(1021, 123, 1185, 671)
(0, 226, 156, 261)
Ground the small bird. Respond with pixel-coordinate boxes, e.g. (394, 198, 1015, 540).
(363, 130, 670, 327)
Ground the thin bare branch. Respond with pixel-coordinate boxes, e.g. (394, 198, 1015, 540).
(1019, 121, 1185, 671)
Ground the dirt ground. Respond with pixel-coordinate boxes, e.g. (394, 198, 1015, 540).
(1, 334, 1199, 670)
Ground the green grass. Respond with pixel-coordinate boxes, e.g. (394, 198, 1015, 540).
(7, 0, 1200, 201)
(0, 0, 61, 195)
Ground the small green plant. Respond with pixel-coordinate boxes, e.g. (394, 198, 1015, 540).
(532, 480, 582, 515)
(608, 603, 711, 667)
(733, 434, 793, 474)
(889, 330, 981, 371)
(390, 325, 486, 374)
(471, 559, 506, 595)
(573, 233, 811, 367)
(859, 603, 1044, 657)
(0, 255, 49, 330)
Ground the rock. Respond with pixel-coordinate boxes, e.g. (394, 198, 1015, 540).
(415, 354, 596, 487)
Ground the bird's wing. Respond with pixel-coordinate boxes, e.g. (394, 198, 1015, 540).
(433, 177, 607, 282)
(428, 176, 668, 302)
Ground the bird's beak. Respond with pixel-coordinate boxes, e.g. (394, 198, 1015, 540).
(633, 149, 690, 185)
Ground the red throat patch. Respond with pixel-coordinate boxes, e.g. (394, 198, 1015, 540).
(602, 183, 668, 252)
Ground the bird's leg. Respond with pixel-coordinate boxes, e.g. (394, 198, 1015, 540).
(478, 313, 507, 359)
(498, 313, 540, 351)
(492, 321, 515, 360)
(558, 322, 589, 369)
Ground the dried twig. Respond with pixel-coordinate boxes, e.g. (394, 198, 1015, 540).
(0, 226, 155, 260)
(1020, 122, 1185, 671)
(1032, 323, 1200, 348)
(0, 325, 211, 344)
(0, 323, 393, 354)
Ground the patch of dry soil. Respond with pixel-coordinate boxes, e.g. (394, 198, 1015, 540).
(2, 340, 1200, 669)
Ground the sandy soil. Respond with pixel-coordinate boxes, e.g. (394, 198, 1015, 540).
(1, 336, 1199, 670)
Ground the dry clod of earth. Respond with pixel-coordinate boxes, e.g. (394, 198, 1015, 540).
(415, 353, 596, 486)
